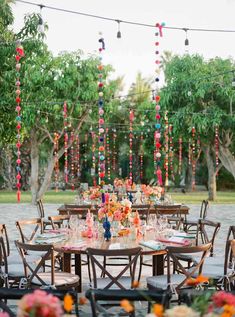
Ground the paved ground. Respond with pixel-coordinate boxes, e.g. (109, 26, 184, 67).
(0, 203, 233, 315)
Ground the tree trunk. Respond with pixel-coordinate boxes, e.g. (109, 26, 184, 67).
(30, 130, 39, 204)
(37, 149, 55, 201)
(204, 146, 217, 201)
(218, 144, 235, 180)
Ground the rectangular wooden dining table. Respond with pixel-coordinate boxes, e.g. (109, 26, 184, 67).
(53, 229, 167, 293)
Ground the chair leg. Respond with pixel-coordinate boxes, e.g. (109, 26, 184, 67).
(87, 255, 92, 283)
(137, 255, 143, 282)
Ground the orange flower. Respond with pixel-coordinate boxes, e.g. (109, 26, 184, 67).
(120, 299, 134, 313)
(221, 304, 235, 317)
(64, 294, 73, 313)
(186, 275, 208, 286)
(79, 297, 87, 305)
(153, 303, 164, 317)
(131, 280, 140, 288)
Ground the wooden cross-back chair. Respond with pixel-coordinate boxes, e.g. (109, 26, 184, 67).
(48, 215, 70, 229)
(147, 243, 212, 294)
(0, 236, 25, 288)
(15, 240, 79, 290)
(183, 200, 209, 233)
(16, 218, 43, 243)
(87, 247, 142, 290)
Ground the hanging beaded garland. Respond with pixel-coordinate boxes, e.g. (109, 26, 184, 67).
(169, 124, 175, 181)
(53, 132, 59, 192)
(140, 132, 144, 182)
(91, 130, 97, 186)
(15, 41, 25, 202)
(84, 133, 88, 167)
(215, 126, 219, 175)
(112, 129, 117, 174)
(70, 130, 75, 191)
(129, 109, 134, 185)
(75, 134, 81, 181)
(191, 127, 196, 190)
(98, 34, 105, 184)
(106, 128, 111, 181)
(154, 22, 165, 186)
(63, 101, 69, 184)
(164, 111, 169, 187)
(178, 137, 183, 175)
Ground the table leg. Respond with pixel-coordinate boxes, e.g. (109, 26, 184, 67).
(63, 253, 71, 273)
(75, 254, 82, 293)
(152, 254, 164, 276)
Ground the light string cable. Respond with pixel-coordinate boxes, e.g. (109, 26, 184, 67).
(15, 0, 235, 34)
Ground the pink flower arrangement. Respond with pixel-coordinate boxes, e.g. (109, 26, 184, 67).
(17, 290, 63, 317)
(0, 313, 10, 317)
(98, 198, 132, 225)
(141, 185, 162, 198)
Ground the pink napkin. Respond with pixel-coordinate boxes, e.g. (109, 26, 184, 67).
(157, 237, 190, 246)
(61, 243, 87, 251)
(48, 229, 68, 234)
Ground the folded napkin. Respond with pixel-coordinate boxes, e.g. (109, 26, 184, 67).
(173, 232, 195, 239)
(61, 241, 87, 250)
(35, 232, 67, 244)
(48, 229, 68, 234)
(157, 236, 190, 246)
(139, 240, 164, 251)
(109, 243, 121, 250)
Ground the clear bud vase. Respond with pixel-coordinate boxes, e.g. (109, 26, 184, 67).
(112, 221, 120, 237)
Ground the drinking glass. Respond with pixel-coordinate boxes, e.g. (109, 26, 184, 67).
(69, 215, 78, 234)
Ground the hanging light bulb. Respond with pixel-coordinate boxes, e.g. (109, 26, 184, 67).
(116, 20, 121, 39)
(183, 28, 189, 46)
(38, 5, 44, 33)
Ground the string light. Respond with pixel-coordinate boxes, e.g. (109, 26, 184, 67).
(75, 134, 81, 181)
(215, 126, 219, 175)
(184, 28, 189, 46)
(140, 132, 144, 182)
(116, 20, 121, 39)
(15, 0, 235, 35)
(37, 4, 44, 33)
(112, 130, 117, 174)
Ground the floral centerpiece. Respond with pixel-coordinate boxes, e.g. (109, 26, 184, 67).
(17, 289, 63, 317)
(82, 186, 101, 204)
(98, 197, 132, 226)
(141, 184, 162, 203)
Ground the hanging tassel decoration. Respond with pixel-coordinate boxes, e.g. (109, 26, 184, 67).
(164, 111, 169, 187)
(15, 41, 25, 202)
(169, 124, 175, 181)
(63, 101, 68, 184)
(98, 33, 106, 185)
(129, 109, 134, 185)
(191, 127, 196, 190)
(178, 137, 182, 175)
(215, 126, 219, 176)
(140, 132, 144, 182)
(53, 132, 59, 192)
(70, 130, 75, 191)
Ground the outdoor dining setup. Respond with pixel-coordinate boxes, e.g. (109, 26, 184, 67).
(0, 181, 234, 317)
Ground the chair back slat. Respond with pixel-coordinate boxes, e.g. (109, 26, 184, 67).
(197, 219, 220, 256)
(87, 247, 141, 290)
(199, 200, 209, 219)
(16, 218, 43, 243)
(36, 199, 45, 218)
(15, 240, 54, 288)
(166, 243, 211, 293)
(0, 224, 10, 257)
(48, 215, 70, 229)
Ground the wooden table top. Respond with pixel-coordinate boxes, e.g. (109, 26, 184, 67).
(53, 229, 167, 256)
(58, 203, 189, 215)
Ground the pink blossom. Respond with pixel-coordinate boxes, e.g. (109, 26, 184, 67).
(212, 291, 235, 307)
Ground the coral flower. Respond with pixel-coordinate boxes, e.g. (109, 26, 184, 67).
(153, 303, 164, 317)
(120, 299, 134, 313)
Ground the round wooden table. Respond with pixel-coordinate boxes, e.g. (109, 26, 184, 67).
(54, 229, 166, 293)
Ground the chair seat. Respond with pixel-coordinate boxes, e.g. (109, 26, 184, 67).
(32, 272, 79, 287)
(8, 253, 41, 265)
(193, 256, 224, 266)
(7, 264, 26, 278)
(147, 274, 186, 290)
(95, 276, 133, 289)
(190, 265, 234, 280)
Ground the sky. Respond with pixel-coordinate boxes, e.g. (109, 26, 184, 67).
(12, 0, 235, 91)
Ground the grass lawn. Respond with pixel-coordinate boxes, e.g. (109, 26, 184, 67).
(0, 190, 235, 204)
